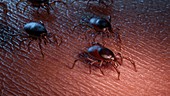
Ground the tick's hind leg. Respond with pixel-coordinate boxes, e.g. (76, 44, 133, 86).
(72, 23, 90, 33)
(53, 34, 62, 46)
(47, 33, 62, 46)
(19, 38, 28, 49)
(111, 63, 120, 80)
(84, 28, 96, 40)
(72, 23, 93, 40)
(41, 35, 50, 45)
(116, 53, 123, 66)
(27, 39, 34, 52)
(98, 67, 104, 75)
(10, 32, 29, 49)
(71, 53, 90, 69)
(42, 37, 48, 45)
(71, 59, 79, 69)
(122, 56, 137, 72)
(88, 60, 101, 74)
(38, 38, 44, 58)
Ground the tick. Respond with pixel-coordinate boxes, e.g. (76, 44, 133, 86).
(71, 43, 137, 80)
(72, 16, 121, 50)
(14, 21, 61, 58)
(16, 0, 67, 13)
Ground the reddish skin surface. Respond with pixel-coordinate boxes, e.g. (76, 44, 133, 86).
(0, 0, 169, 96)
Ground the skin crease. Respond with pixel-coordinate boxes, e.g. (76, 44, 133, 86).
(0, 0, 169, 96)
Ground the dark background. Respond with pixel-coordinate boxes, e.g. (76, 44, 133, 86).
(0, 0, 169, 96)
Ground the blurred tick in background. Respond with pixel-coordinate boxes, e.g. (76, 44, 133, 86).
(16, 0, 68, 14)
(72, 16, 121, 50)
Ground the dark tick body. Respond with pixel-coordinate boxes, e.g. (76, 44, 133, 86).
(13, 21, 61, 58)
(24, 22, 47, 37)
(73, 16, 121, 50)
(16, 0, 67, 13)
(89, 17, 112, 32)
(71, 43, 137, 80)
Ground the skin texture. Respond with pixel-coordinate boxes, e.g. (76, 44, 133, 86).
(0, 0, 169, 96)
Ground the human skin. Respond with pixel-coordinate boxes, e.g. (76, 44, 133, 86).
(0, 0, 169, 96)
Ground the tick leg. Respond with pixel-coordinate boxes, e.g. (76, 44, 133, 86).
(122, 56, 137, 72)
(73, 23, 92, 30)
(38, 38, 44, 58)
(72, 24, 84, 39)
(99, 67, 104, 75)
(99, 60, 103, 67)
(111, 63, 120, 80)
(81, 28, 94, 40)
(19, 39, 27, 49)
(108, 15, 111, 23)
(54, 35, 62, 46)
(71, 59, 82, 69)
(71, 54, 89, 69)
(88, 58, 105, 75)
(42, 36, 48, 45)
(11, 34, 21, 45)
(43, 38, 47, 45)
(97, 61, 105, 75)
(45, 33, 52, 43)
(114, 62, 120, 68)
(116, 53, 123, 65)
(27, 39, 34, 52)
(89, 62, 92, 74)
(89, 60, 99, 74)
(72, 24, 84, 33)
(11, 33, 28, 48)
